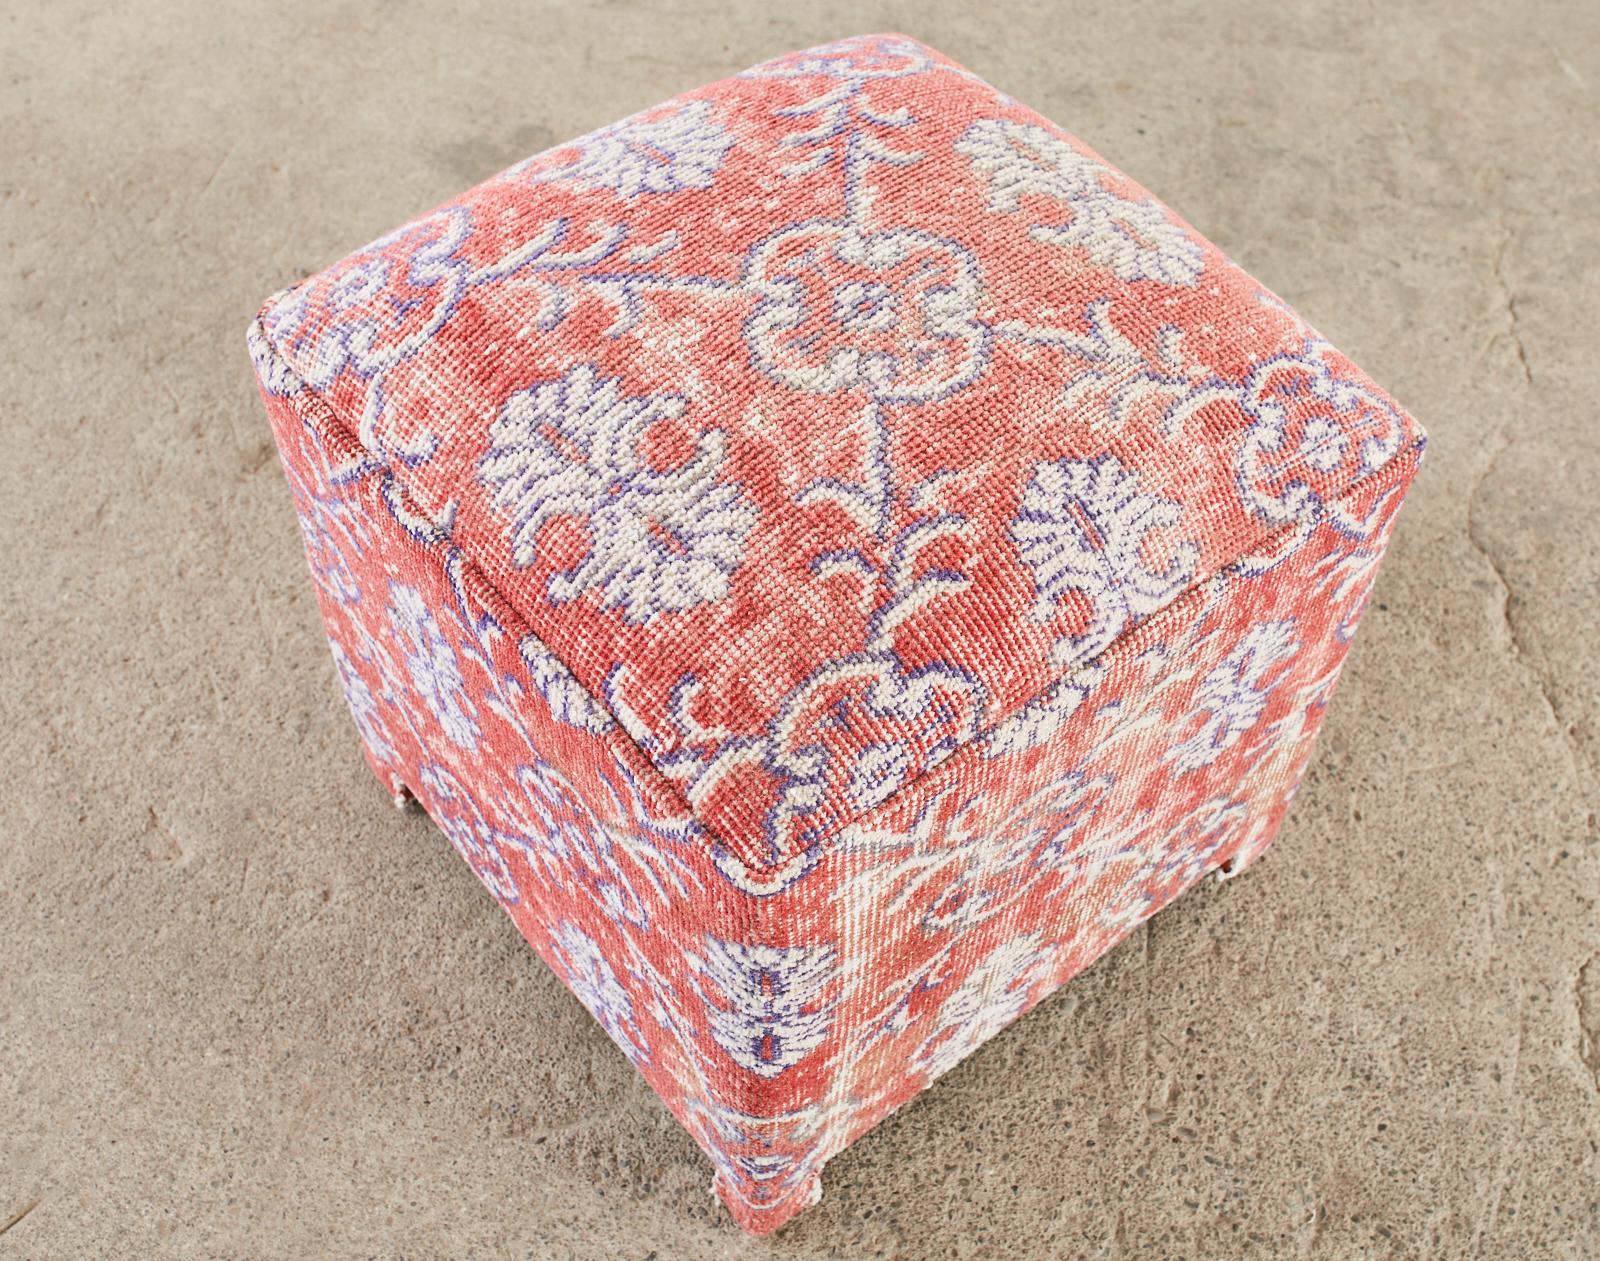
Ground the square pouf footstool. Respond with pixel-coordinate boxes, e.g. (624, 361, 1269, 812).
(248, 34, 1424, 1234)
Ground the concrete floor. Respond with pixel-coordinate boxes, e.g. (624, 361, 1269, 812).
(4, 2, 1597, 1257)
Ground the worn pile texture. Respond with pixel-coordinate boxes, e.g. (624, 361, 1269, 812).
(5, 3, 1597, 1257)
(248, 33, 1424, 1234)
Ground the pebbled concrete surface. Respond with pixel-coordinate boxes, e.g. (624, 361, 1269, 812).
(3, 2, 1596, 1257)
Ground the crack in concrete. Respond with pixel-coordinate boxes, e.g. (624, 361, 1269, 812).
(0, 1198, 41, 1239)
(1492, 231, 1534, 389)
(1465, 226, 1595, 788)
(1480, 228, 1600, 1124)
(1578, 954, 1600, 1100)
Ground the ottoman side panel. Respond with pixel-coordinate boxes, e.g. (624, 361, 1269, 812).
(251, 330, 782, 1188)
(699, 440, 1422, 1231)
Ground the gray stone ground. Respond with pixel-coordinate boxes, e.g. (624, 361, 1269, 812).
(3, 2, 1597, 1257)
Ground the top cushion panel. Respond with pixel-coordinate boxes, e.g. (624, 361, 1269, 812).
(256, 33, 1423, 871)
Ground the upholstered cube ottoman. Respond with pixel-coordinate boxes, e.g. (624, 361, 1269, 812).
(248, 34, 1424, 1234)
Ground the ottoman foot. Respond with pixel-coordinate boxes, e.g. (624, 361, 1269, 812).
(711, 1167, 824, 1235)
(348, 726, 415, 810)
(1214, 806, 1291, 881)
(1215, 854, 1249, 881)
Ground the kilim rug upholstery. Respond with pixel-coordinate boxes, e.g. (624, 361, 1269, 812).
(248, 34, 1425, 1234)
